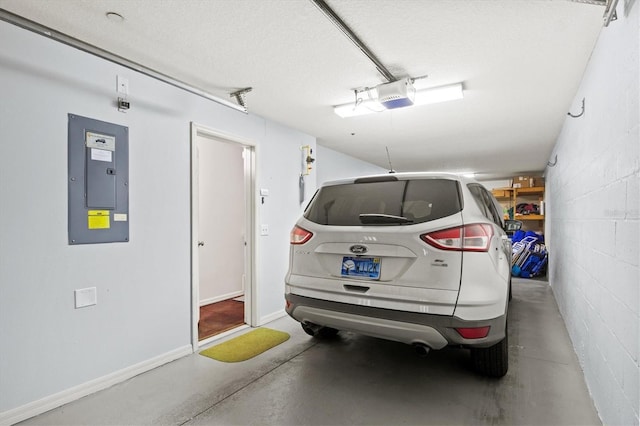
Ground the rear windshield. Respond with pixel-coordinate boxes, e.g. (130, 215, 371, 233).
(304, 178, 462, 226)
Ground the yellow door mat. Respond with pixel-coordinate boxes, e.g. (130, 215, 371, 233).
(199, 327, 290, 362)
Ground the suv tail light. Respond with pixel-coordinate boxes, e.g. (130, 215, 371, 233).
(290, 225, 313, 245)
(455, 326, 491, 339)
(420, 224, 493, 252)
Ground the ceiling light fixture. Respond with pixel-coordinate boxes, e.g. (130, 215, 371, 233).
(334, 82, 464, 118)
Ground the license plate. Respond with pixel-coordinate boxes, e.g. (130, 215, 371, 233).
(341, 256, 381, 279)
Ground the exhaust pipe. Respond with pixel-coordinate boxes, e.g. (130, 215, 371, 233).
(413, 343, 431, 357)
(301, 322, 322, 337)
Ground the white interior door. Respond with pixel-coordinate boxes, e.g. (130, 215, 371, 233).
(197, 138, 246, 305)
(191, 123, 255, 349)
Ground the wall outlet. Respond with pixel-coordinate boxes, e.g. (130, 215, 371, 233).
(261, 224, 269, 236)
(75, 287, 97, 308)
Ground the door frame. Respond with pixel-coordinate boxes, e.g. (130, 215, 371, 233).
(190, 122, 257, 350)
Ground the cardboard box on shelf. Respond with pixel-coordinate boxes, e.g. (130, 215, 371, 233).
(533, 177, 545, 188)
(513, 176, 534, 188)
(492, 189, 510, 198)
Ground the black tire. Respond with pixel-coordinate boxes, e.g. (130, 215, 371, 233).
(470, 333, 509, 378)
(509, 277, 513, 301)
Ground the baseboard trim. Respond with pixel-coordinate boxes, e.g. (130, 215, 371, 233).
(199, 290, 244, 306)
(197, 324, 251, 348)
(259, 309, 286, 326)
(0, 345, 192, 426)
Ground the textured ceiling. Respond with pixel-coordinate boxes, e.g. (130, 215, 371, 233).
(0, 0, 605, 178)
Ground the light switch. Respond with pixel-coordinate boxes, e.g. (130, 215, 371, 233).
(75, 287, 97, 308)
(116, 75, 129, 95)
(261, 224, 269, 236)
(260, 188, 269, 196)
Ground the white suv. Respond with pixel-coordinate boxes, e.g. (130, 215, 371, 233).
(285, 173, 513, 377)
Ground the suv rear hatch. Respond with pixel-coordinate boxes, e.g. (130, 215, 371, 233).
(286, 176, 465, 316)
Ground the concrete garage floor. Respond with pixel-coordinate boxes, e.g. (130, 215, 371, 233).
(20, 278, 601, 425)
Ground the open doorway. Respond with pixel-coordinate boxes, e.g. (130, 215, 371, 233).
(191, 123, 256, 348)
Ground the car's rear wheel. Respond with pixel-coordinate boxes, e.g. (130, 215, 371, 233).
(470, 333, 508, 378)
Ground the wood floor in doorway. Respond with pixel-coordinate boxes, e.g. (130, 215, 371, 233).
(198, 299, 245, 340)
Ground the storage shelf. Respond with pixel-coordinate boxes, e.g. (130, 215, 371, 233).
(514, 186, 545, 195)
(492, 179, 545, 233)
(515, 214, 545, 221)
(514, 186, 544, 228)
(491, 188, 513, 199)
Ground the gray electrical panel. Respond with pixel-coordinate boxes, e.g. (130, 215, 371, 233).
(68, 114, 129, 244)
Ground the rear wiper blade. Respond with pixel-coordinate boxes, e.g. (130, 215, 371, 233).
(359, 214, 414, 224)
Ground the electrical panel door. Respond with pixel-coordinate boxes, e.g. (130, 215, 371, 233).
(68, 114, 129, 244)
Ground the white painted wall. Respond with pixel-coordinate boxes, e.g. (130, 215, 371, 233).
(545, 2, 639, 425)
(316, 145, 387, 185)
(480, 179, 512, 190)
(0, 21, 315, 421)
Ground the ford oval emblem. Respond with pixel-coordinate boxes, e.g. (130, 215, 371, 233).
(350, 245, 368, 254)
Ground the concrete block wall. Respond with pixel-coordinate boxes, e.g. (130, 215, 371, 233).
(545, 2, 639, 425)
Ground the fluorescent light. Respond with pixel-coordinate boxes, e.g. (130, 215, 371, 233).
(413, 83, 463, 106)
(334, 98, 385, 117)
(334, 82, 464, 118)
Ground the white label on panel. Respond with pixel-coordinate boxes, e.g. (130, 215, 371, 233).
(113, 213, 128, 222)
(91, 148, 112, 162)
(86, 132, 116, 151)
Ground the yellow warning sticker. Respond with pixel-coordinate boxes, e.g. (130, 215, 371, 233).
(88, 210, 110, 229)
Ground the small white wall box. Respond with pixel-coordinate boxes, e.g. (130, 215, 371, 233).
(377, 78, 416, 109)
(75, 287, 97, 308)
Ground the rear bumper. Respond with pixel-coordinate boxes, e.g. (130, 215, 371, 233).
(285, 293, 506, 349)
